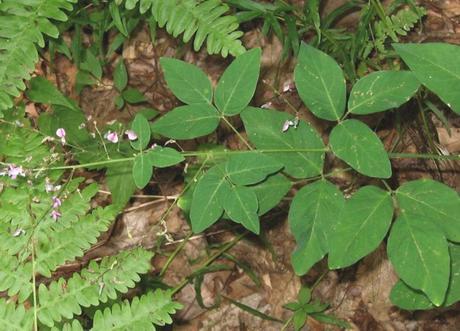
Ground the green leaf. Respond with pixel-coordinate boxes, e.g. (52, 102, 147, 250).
(215, 48, 261, 115)
(241, 107, 325, 179)
(390, 281, 433, 310)
(109, 1, 129, 36)
(329, 119, 392, 178)
(294, 43, 346, 121)
(146, 147, 185, 168)
(160, 57, 213, 105)
(151, 104, 220, 139)
(130, 113, 151, 150)
(396, 179, 460, 242)
(393, 43, 460, 114)
(293, 310, 307, 331)
(225, 152, 283, 185)
(106, 162, 137, 207)
(114, 59, 128, 91)
(26, 77, 77, 111)
(190, 165, 228, 233)
(0, 299, 33, 331)
(298, 287, 312, 305)
(391, 243, 460, 309)
(328, 186, 393, 269)
(251, 174, 291, 215)
(132, 154, 152, 189)
(91, 290, 181, 331)
(122, 88, 146, 104)
(310, 312, 351, 329)
(387, 213, 450, 306)
(348, 71, 420, 114)
(223, 186, 260, 234)
(289, 180, 344, 275)
(80, 49, 102, 80)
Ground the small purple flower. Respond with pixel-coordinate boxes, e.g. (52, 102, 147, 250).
(125, 130, 138, 141)
(105, 131, 119, 143)
(7, 164, 25, 179)
(52, 196, 62, 208)
(56, 128, 66, 145)
(50, 209, 61, 221)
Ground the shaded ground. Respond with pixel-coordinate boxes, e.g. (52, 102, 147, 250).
(43, 1, 460, 330)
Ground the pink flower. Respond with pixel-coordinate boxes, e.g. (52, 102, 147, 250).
(125, 130, 138, 141)
(56, 128, 66, 145)
(52, 196, 62, 208)
(7, 164, 25, 179)
(50, 209, 61, 221)
(105, 131, 119, 143)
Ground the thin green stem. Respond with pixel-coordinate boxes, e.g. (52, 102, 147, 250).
(31, 238, 38, 331)
(160, 232, 193, 277)
(171, 231, 247, 296)
(388, 152, 460, 161)
(26, 149, 460, 173)
(221, 116, 253, 150)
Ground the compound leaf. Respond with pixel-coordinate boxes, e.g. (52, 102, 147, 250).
(348, 71, 420, 114)
(241, 107, 325, 179)
(223, 186, 260, 234)
(250, 174, 292, 215)
(396, 179, 460, 242)
(328, 186, 393, 269)
(394, 43, 460, 114)
(160, 57, 212, 105)
(146, 147, 185, 168)
(190, 165, 228, 233)
(151, 104, 220, 139)
(387, 213, 450, 306)
(130, 113, 151, 151)
(215, 48, 261, 115)
(329, 119, 392, 178)
(132, 153, 152, 189)
(289, 180, 344, 275)
(295, 43, 346, 121)
(225, 152, 283, 185)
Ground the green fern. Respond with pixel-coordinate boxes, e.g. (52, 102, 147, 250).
(0, 120, 180, 328)
(37, 248, 154, 327)
(372, 5, 426, 56)
(91, 290, 182, 331)
(0, 299, 33, 330)
(0, 0, 76, 111)
(117, 0, 245, 57)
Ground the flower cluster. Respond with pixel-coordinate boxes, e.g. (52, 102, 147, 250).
(50, 196, 62, 220)
(0, 164, 26, 180)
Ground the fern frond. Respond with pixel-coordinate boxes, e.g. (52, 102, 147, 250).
(0, 298, 33, 331)
(50, 320, 84, 331)
(91, 289, 182, 331)
(0, 0, 76, 110)
(373, 6, 426, 54)
(35, 205, 117, 277)
(0, 255, 32, 303)
(118, 0, 245, 57)
(36, 248, 154, 327)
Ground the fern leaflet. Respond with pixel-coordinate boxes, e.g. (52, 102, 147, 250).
(117, 0, 245, 57)
(91, 289, 182, 331)
(0, 0, 76, 110)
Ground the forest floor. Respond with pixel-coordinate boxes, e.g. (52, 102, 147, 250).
(37, 0, 460, 330)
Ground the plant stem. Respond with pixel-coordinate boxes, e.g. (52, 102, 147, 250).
(27, 150, 460, 173)
(221, 116, 253, 150)
(171, 231, 247, 296)
(388, 152, 460, 161)
(160, 232, 193, 278)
